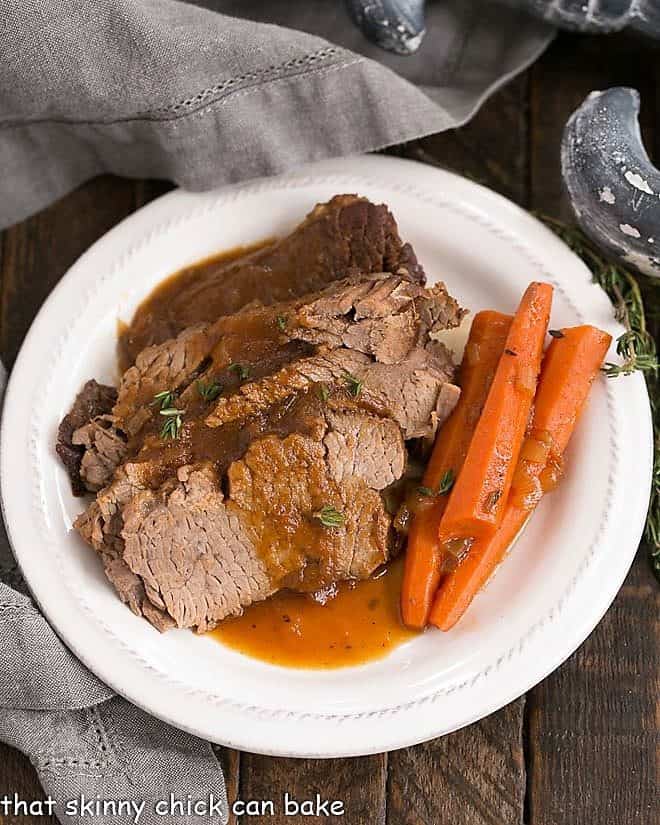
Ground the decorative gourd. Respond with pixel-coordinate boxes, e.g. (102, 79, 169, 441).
(345, 0, 426, 54)
(500, 0, 660, 35)
(562, 87, 660, 278)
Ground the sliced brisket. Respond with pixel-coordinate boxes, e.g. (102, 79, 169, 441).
(63, 196, 467, 632)
(122, 194, 425, 360)
(56, 380, 119, 495)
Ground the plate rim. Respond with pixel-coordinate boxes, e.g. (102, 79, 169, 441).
(1, 155, 653, 757)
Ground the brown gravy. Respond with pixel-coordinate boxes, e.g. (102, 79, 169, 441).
(119, 240, 274, 369)
(211, 557, 417, 669)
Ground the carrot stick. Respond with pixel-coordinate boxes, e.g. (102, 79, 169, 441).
(401, 311, 512, 629)
(429, 324, 612, 631)
(437, 282, 553, 545)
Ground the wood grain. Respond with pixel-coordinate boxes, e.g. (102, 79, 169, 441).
(525, 548, 659, 825)
(387, 702, 525, 825)
(239, 753, 387, 824)
(0, 176, 136, 368)
(526, 32, 659, 825)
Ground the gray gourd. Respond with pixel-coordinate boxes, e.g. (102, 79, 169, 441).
(344, 0, 426, 55)
(499, 0, 660, 35)
(345, 0, 659, 55)
(562, 87, 660, 278)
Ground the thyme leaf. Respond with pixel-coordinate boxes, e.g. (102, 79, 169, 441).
(418, 470, 455, 499)
(276, 315, 287, 332)
(437, 469, 455, 495)
(151, 389, 175, 410)
(159, 407, 185, 440)
(313, 505, 345, 528)
(197, 380, 222, 401)
(343, 371, 363, 398)
(229, 363, 250, 381)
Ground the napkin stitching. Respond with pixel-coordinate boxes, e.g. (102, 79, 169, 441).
(97, 703, 134, 781)
(165, 58, 365, 130)
(0, 46, 350, 129)
(148, 46, 341, 116)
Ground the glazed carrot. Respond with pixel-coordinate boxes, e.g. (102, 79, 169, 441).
(436, 282, 553, 546)
(429, 324, 612, 631)
(528, 325, 613, 455)
(401, 311, 513, 629)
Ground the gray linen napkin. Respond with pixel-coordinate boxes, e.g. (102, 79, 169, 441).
(0, 2, 553, 822)
(0, 0, 553, 229)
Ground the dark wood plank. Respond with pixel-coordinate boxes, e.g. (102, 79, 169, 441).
(526, 32, 659, 825)
(388, 702, 525, 825)
(0, 175, 136, 368)
(526, 549, 659, 825)
(213, 746, 241, 825)
(239, 753, 387, 824)
(387, 75, 531, 825)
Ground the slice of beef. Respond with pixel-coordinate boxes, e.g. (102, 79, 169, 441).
(72, 415, 129, 493)
(56, 380, 118, 495)
(116, 270, 460, 430)
(74, 460, 176, 630)
(205, 345, 458, 439)
(285, 274, 464, 364)
(120, 433, 393, 633)
(114, 324, 217, 436)
(122, 194, 426, 360)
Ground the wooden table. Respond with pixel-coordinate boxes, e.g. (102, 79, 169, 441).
(1, 33, 657, 825)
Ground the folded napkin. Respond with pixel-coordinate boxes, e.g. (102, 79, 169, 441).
(0, 2, 553, 822)
(0, 0, 552, 229)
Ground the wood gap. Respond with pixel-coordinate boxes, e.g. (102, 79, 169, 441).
(522, 694, 533, 825)
(381, 751, 389, 825)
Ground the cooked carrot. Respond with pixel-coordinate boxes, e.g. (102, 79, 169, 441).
(436, 282, 553, 546)
(401, 311, 512, 629)
(529, 325, 613, 456)
(429, 324, 612, 631)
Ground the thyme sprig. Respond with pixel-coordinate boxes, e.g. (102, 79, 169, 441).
(151, 389, 176, 410)
(540, 215, 659, 580)
(313, 505, 345, 528)
(197, 379, 222, 401)
(159, 407, 185, 440)
(343, 371, 363, 398)
(229, 363, 250, 381)
(418, 469, 455, 498)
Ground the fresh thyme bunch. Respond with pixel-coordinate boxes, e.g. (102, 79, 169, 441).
(540, 215, 660, 581)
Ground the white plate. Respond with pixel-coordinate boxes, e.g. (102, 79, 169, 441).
(1, 156, 653, 758)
